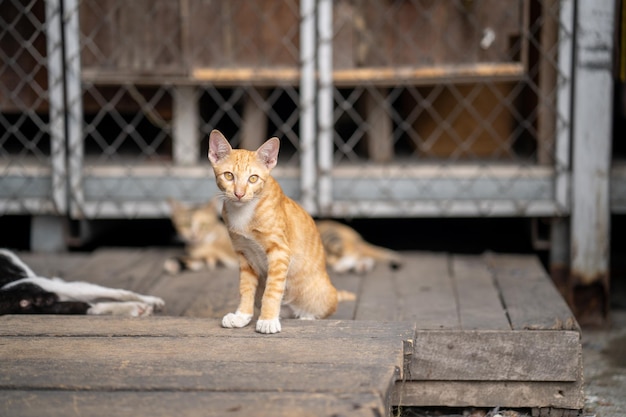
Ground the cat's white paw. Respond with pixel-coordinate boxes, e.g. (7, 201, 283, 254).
(188, 260, 204, 271)
(140, 295, 165, 311)
(88, 302, 153, 317)
(256, 318, 281, 334)
(127, 302, 153, 317)
(222, 312, 252, 328)
(355, 257, 375, 274)
(163, 258, 181, 274)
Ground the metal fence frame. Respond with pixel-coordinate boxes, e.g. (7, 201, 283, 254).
(0, 0, 618, 294)
(1, 0, 66, 215)
(52, 0, 581, 220)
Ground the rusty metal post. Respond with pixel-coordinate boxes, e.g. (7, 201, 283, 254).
(570, 0, 616, 325)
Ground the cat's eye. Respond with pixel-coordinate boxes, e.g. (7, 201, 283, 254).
(223, 172, 234, 181)
(248, 175, 259, 183)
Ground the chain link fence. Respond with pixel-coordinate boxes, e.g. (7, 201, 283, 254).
(1, 0, 576, 220)
(1, 0, 66, 215)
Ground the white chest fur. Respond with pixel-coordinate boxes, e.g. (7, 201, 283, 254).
(224, 200, 257, 234)
(224, 199, 268, 277)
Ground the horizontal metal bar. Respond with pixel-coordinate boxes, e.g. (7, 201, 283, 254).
(327, 200, 564, 218)
(0, 176, 54, 199)
(17, 162, 626, 217)
(74, 173, 301, 219)
(0, 199, 59, 215)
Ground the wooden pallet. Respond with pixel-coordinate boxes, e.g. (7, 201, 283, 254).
(0, 317, 413, 417)
(0, 249, 584, 416)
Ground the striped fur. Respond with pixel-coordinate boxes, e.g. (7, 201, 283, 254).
(208, 130, 353, 334)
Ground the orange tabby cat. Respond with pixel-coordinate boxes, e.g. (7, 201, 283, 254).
(164, 198, 238, 274)
(316, 220, 403, 274)
(208, 130, 353, 334)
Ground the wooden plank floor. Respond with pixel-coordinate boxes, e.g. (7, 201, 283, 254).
(0, 249, 584, 416)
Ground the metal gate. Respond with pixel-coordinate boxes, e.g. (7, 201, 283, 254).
(2, 0, 583, 220)
(1, 0, 619, 322)
(1, 0, 66, 215)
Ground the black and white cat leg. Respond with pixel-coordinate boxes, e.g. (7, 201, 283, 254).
(135, 294, 165, 311)
(222, 311, 253, 328)
(88, 301, 154, 317)
(46, 278, 165, 312)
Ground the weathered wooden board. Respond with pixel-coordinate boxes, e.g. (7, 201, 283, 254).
(1, 391, 386, 417)
(394, 253, 458, 328)
(2, 250, 584, 413)
(451, 254, 510, 330)
(328, 272, 362, 320)
(0, 334, 405, 367)
(409, 330, 581, 381)
(152, 266, 238, 317)
(394, 379, 585, 410)
(61, 248, 168, 294)
(355, 252, 459, 328)
(0, 318, 413, 417)
(2, 358, 396, 394)
(0, 316, 412, 338)
(485, 253, 579, 330)
(18, 251, 90, 278)
(355, 262, 402, 321)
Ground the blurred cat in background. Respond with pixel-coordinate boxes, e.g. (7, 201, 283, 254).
(165, 198, 402, 275)
(316, 220, 403, 274)
(163, 198, 238, 274)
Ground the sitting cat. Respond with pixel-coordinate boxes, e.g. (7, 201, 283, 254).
(208, 130, 354, 334)
(164, 198, 238, 274)
(0, 248, 164, 316)
(316, 220, 403, 274)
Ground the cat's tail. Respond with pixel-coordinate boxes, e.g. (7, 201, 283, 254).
(337, 289, 356, 302)
(358, 242, 403, 270)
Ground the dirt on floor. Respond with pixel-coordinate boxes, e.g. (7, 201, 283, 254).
(580, 309, 626, 417)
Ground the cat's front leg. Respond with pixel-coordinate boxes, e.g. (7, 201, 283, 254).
(256, 252, 289, 334)
(222, 257, 257, 329)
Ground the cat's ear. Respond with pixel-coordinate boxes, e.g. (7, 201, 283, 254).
(256, 138, 280, 170)
(208, 130, 232, 164)
(167, 198, 185, 212)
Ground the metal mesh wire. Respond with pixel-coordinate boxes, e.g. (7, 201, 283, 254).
(0, 0, 65, 214)
(1, 0, 572, 219)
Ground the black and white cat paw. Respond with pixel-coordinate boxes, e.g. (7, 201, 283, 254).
(140, 295, 165, 311)
(88, 301, 153, 317)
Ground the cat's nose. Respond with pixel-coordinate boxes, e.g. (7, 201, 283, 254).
(234, 190, 245, 200)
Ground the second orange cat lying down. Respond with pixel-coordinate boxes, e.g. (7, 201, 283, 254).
(208, 130, 354, 334)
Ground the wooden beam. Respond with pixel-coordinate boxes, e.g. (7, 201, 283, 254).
(408, 329, 581, 382)
(81, 63, 525, 87)
(394, 379, 584, 410)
